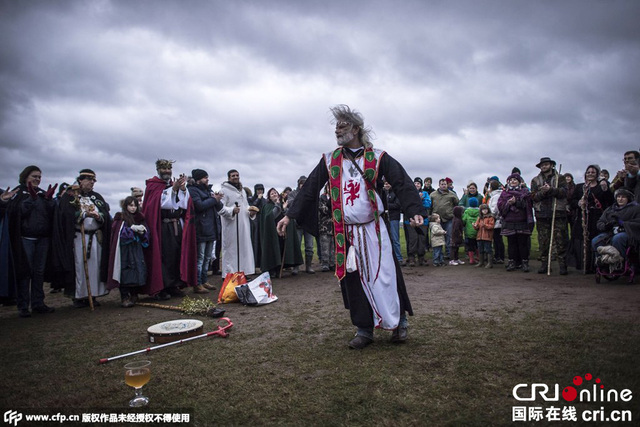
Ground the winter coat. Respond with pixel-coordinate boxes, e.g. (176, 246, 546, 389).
(497, 185, 534, 235)
(531, 171, 568, 219)
(188, 183, 222, 243)
(459, 191, 484, 208)
(474, 216, 495, 241)
(462, 207, 480, 239)
(487, 189, 503, 228)
(10, 185, 55, 238)
(429, 222, 447, 247)
(385, 189, 402, 222)
(430, 189, 459, 222)
(597, 201, 640, 233)
(451, 206, 465, 246)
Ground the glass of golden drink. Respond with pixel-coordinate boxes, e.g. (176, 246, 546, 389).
(124, 360, 151, 407)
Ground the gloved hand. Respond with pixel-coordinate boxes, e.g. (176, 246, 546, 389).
(45, 183, 58, 200)
(130, 224, 147, 234)
(27, 182, 38, 199)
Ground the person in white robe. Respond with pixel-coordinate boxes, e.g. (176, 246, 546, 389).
(219, 169, 256, 276)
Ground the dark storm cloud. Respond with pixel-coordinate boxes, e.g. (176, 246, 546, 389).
(0, 0, 638, 208)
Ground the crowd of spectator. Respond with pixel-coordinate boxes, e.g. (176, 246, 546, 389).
(2, 150, 639, 318)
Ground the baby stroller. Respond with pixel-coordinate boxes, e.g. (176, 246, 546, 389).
(594, 246, 635, 284)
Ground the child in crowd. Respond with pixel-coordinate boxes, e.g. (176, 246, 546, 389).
(429, 213, 447, 266)
(108, 196, 150, 308)
(449, 206, 465, 265)
(462, 197, 480, 264)
(473, 204, 495, 268)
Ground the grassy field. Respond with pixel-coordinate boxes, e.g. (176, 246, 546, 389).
(1, 253, 638, 426)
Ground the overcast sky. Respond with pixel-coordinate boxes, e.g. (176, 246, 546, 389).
(1, 0, 638, 210)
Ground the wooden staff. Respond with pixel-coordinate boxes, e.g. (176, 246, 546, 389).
(581, 185, 589, 275)
(235, 202, 240, 272)
(547, 164, 562, 276)
(80, 221, 94, 311)
(279, 231, 287, 279)
(137, 302, 182, 311)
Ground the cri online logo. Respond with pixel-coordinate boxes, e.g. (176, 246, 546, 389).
(513, 373, 633, 403)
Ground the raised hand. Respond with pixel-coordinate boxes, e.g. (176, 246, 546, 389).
(0, 187, 18, 201)
(45, 183, 58, 200)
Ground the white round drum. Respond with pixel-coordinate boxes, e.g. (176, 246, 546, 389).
(147, 319, 203, 344)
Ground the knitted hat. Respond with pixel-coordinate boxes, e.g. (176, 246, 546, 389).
(445, 177, 453, 185)
(614, 188, 634, 202)
(507, 173, 522, 183)
(414, 177, 423, 185)
(191, 169, 208, 181)
(298, 176, 307, 185)
(468, 197, 479, 208)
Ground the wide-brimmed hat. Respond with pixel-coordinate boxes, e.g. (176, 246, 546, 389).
(536, 157, 556, 168)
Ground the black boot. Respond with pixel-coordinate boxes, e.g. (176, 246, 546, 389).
(559, 261, 568, 275)
(538, 259, 549, 274)
(506, 259, 517, 271)
(305, 256, 315, 274)
(522, 259, 530, 273)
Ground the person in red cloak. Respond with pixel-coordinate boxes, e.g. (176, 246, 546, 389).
(141, 159, 197, 300)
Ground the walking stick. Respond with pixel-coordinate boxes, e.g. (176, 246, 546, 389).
(547, 164, 562, 276)
(279, 231, 287, 279)
(98, 318, 233, 364)
(235, 202, 240, 272)
(80, 221, 94, 311)
(581, 186, 589, 275)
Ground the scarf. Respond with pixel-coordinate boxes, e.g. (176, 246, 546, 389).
(328, 147, 381, 280)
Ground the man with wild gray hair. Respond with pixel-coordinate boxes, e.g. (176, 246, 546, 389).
(277, 105, 427, 349)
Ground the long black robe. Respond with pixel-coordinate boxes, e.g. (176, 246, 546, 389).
(259, 201, 303, 274)
(568, 182, 614, 271)
(286, 148, 427, 328)
(0, 205, 16, 300)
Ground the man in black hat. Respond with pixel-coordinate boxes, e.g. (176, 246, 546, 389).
(188, 169, 223, 293)
(531, 157, 568, 275)
(287, 175, 316, 274)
